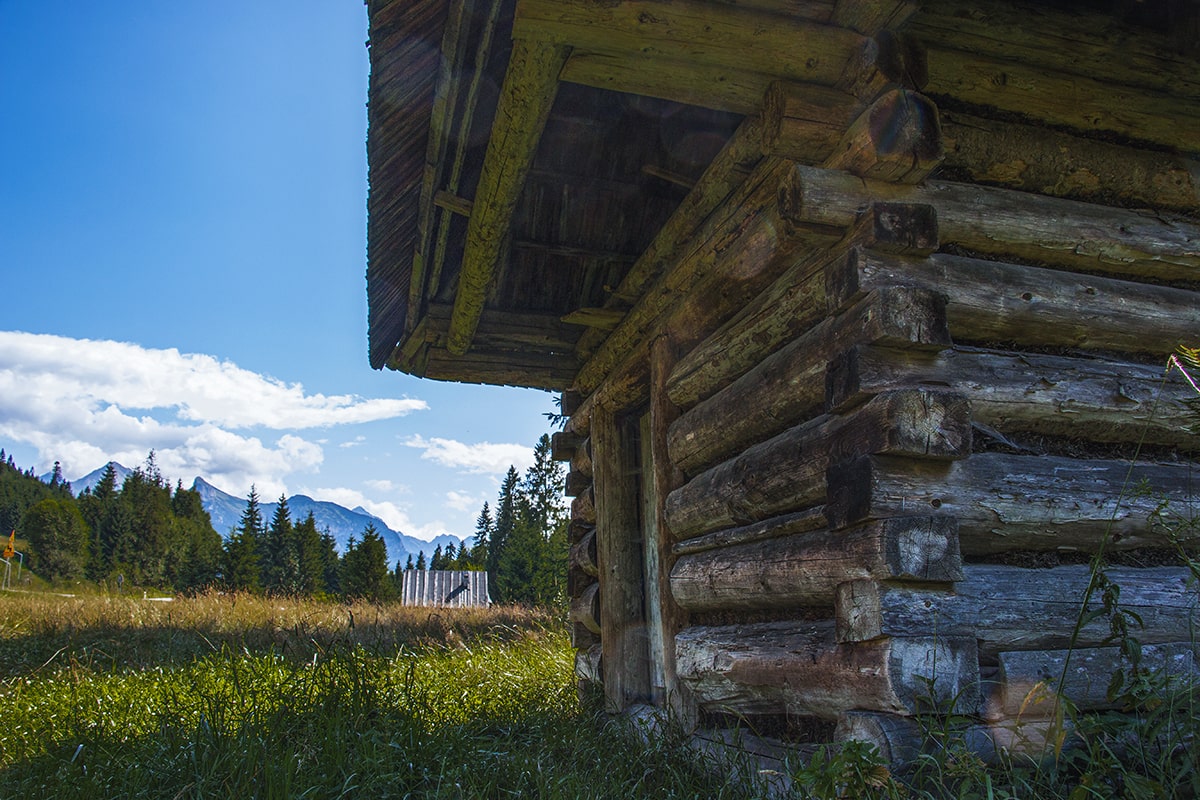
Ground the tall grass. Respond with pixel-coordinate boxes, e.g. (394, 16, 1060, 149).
(0, 592, 761, 799)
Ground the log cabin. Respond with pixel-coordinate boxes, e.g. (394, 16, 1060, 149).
(365, 0, 1200, 762)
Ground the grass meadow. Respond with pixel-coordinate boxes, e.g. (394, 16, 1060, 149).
(2, 589, 1197, 799)
(0, 591, 756, 800)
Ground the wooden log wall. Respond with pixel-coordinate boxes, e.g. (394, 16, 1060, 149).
(554, 0, 1200, 758)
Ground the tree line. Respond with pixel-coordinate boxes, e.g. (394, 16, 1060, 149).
(0, 435, 569, 606)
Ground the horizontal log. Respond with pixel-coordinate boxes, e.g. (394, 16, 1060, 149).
(827, 453, 1200, 554)
(569, 528, 599, 577)
(550, 431, 583, 462)
(667, 202, 945, 408)
(828, 345, 1199, 449)
(830, 249, 1200, 357)
(836, 565, 1200, 655)
(922, 47, 1200, 155)
(575, 160, 819, 395)
(515, 0, 867, 89)
(908, 0, 1200, 99)
(833, 0, 918, 36)
(669, 282, 949, 472)
(782, 165, 1200, 282)
(837, 711, 1075, 766)
(571, 486, 596, 525)
(940, 111, 1200, 213)
(823, 89, 942, 184)
(575, 644, 603, 684)
(666, 389, 970, 539)
(571, 582, 601, 635)
(564, 470, 590, 498)
(570, 437, 592, 479)
(669, 517, 961, 612)
(676, 621, 980, 719)
(561, 51, 769, 114)
(673, 507, 827, 556)
(993, 643, 1199, 719)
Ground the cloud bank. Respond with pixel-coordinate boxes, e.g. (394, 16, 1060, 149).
(402, 434, 532, 475)
(0, 331, 427, 494)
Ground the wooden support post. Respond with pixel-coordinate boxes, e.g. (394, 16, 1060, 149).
(675, 621, 980, 719)
(665, 388, 970, 539)
(827, 453, 1200, 554)
(447, 39, 569, 355)
(781, 165, 1200, 282)
(644, 335, 690, 715)
(669, 517, 962, 612)
(592, 404, 651, 711)
(835, 565, 1200, 655)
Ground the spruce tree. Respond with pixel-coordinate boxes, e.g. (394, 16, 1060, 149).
(263, 494, 300, 595)
(224, 486, 265, 592)
(340, 524, 393, 600)
(469, 502, 493, 569)
(488, 467, 520, 601)
(293, 512, 326, 596)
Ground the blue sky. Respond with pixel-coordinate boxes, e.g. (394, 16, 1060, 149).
(0, 2, 559, 541)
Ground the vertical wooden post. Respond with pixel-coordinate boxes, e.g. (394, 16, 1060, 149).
(642, 334, 691, 721)
(593, 402, 651, 711)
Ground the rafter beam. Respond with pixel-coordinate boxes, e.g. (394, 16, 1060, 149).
(447, 38, 570, 355)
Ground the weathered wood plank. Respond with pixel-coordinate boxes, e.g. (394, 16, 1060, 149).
(670, 516, 961, 612)
(666, 389, 970, 539)
(836, 565, 1200, 654)
(783, 165, 1200, 282)
(994, 644, 1199, 718)
(571, 581, 602, 635)
(922, 47, 1200, 154)
(644, 335, 689, 715)
(550, 431, 582, 463)
(571, 485, 596, 526)
(569, 528, 599, 577)
(832, 0, 918, 35)
(827, 453, 1200, 554)
(676, 621, 980, 718)
(837, 711, 1075, 766)
(447, 39, 570, 354)
(828, 345, 1199, 449)
(908, 0, 1200, 99)
(593, 405, 651, 711)
(666, 202, 943, 410)
(515, 0, 866, 89)
(674, 507, 827, 555)
(831, 249, 1200, 357)
(574, 158, 805, 394)
(940, 111, 1200, 213)
(823, 89, 942, 183)
(669, 283, 949, 473)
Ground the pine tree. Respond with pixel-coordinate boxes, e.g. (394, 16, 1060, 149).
(22, 497, 89, 581)
(469, 502, 493, 569)
(405, 554, 414, 570)
(341, 524, 393, 600)
(224, 486, 265, 592)
(263, 494, 300, 595)
(430, 544, 444, 570)
(415, 550, 426, 570)
(488, 467, 521, 601)
(293, 512, 326, 596)
(318, 529, 341, 595)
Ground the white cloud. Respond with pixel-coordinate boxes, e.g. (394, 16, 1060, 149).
(0, 331, 427, 430)
(0, 331, 425, 492)
(445, 490, 483, 512)
(365, 478, 408, 494)
(402, 434, 532, 475)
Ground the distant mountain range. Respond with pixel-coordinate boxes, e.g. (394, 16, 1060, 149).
(64, 463, 463, 567)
